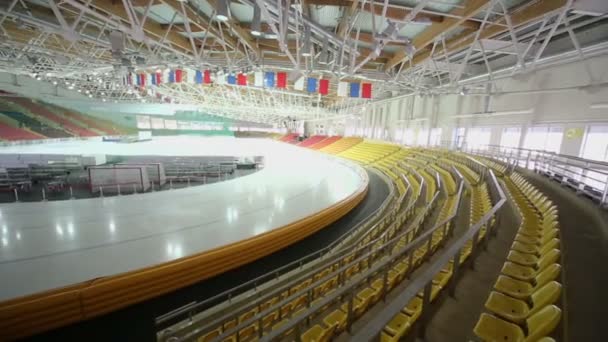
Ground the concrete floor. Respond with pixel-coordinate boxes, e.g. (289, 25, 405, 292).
(424, 181, 520, 342)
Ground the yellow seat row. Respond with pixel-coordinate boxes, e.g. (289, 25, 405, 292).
(474, 172, 562, 342)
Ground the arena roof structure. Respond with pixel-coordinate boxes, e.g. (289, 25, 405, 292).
(0, 0, 606, 124)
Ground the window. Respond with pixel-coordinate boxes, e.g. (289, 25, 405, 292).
(581, 125, 608, 161)
(453, 127, 466, 149)
(395, 127, 404, 143)
(524, 125, 563, 153)
(500, 127, 521, 149)
(403, 128, 415, 145)
(416, 129, 428, 146)
(466, 127, 491, 149)
(429, 128, 442, 146)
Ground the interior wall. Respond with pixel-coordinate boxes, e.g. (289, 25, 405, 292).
(344, 54, 608, 156)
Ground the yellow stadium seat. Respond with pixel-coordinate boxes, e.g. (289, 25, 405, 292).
(301, 324, 335, 342)
(501, 249, 560, 281)
(384, 313, 412, 340)
(494, 264, 561, 300)
(514, 229, 558, 246)
(474, 305, 561, 342)
(357, 287, 380, 307)
(507, 239, 560, 266)
(238, 323, 258, 341)
(381, 331, 399, 342)
(200, 328, 221, 342)
(402, 296, 423, 322)
(323, 309, 347, 333)
(484, 281, 562, 323)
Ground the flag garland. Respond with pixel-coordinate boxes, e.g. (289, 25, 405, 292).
(127, 68, 371, 98)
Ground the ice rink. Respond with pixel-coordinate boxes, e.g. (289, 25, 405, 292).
(0, 136, 366, 301)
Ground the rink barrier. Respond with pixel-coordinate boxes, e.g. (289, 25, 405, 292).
(0, 164, 369, 340)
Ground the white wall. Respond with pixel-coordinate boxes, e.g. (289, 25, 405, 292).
(343, 54, 608, 156)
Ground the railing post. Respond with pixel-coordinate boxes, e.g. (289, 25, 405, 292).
(117, 184, 121, 196)
(69, 186, 74, 199)
(13, 188, 18, 202)
(187, 177, 191, 187)
(99, 186, 103, 197)
(169, 179, 173, 189)
(602, 181, 608, 207)
(42, 188, 47, 201)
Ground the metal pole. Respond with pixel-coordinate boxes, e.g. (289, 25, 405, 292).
(42, 188, 47, 201)
(187, 177, 191, 187)
(117, 184, 121, 196)
(99, 186, 103, 197)
(69, 186, 74, 199)
(13, 188, 19, 202)
(169, 179, 173, 189)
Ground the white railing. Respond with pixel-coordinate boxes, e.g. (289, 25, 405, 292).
(455, 144, 608, 207)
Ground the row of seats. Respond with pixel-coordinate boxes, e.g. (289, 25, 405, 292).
(303, 167, 454, 342)
(278, 133, 299, 143)
(196, 147, 425, 341)
(338, 142, 401, 165)
(0, 110, 71, 138)
(6, 97, 98, 137)
(194, 143, 481, 342)
(189, 144, 498, 342)
(57, 106, 120, 135)
(307, 136, 342, 150)
(319, 137, 363, 154)
(0, 121, 43, 140)
(297, 135, 327, 147)
(474, 172, 562, 341)
(380, 161, 471, 341)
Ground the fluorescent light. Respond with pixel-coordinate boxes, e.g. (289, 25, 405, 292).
(301, 26, 311, 57)
(451, 108, 534, 118)
(216, 0, 229, 22)
(251, 3, 262, 36)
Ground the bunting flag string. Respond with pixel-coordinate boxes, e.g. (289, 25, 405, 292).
(130, 68, 372, 98)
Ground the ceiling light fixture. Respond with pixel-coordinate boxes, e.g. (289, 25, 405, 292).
(251, 4, 262, 37)
(301, 26, 312, 57)
(215, 0, 230, 22)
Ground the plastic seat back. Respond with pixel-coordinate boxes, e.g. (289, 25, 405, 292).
(534, 264, 561, 289)
(530, 281, 562, 317)
(524, 305, 562, 342)
(538, 249, 561, 270)
(540, 238, 560, 255)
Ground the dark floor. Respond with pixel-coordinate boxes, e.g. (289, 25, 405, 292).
(26, 169, 389, 342)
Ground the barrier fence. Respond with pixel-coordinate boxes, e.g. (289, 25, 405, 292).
(453, 144, 608, 206)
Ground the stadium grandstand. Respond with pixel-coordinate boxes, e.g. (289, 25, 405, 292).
(0, 0, 606, 342)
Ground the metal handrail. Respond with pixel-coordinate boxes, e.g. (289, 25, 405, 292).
(155, 161, 395, 328)
(206, 189, 444, 342)
(461, 144, 608, 206)
(352, 169, 506, 340)
(254, 170, 465, 342)
(170, 169, 444, 342)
